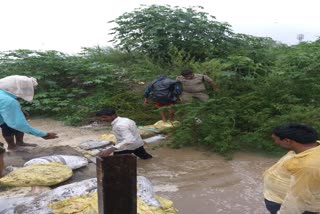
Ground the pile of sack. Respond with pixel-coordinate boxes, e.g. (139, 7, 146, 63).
(0, 120, 181, 213)
(0, 176, 177, 213)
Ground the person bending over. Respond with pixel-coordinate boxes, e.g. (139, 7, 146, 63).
(96, 108, 152, 160)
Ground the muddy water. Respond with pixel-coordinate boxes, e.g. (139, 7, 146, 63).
(0, 118, 277, 214)
(138, 146, 276, 214)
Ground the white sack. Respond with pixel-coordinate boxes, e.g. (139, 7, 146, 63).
(137, 176, 161, 207)
(143, 134, 166, 143)
(0, 176, 162, 214)
(79, 139, 112, 150)
(24, 155, 89, 170)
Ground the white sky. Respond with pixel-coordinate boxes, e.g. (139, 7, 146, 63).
(1, 0, 319, 54)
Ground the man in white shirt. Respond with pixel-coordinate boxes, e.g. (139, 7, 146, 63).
(96, 108, 152, 159)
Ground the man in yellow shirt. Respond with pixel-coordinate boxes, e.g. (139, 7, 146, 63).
(263, 123, 320, 214)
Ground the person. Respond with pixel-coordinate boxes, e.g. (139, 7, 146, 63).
(1, 108, 37, 150)
(96, 108, 152, 159)
(176, 69, 218, 102)
(144, 74, 181, 122)
(0, 75, 58, 151)
(263, 123, 320, 214)
(0, 142, 4, 177)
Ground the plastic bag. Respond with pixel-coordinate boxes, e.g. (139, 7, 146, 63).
(0, 162, 73, 187)
(79, 140, 112, 150)
(24, 155, 89, 170)
(1, 178, 98, 214)
(139, 126, 161, 138)
(143, 135, 166, 144)
(49, 192, 178, 214)
(48, 176, 177, 214)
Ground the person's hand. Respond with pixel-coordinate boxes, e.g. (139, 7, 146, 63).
(99, 147, 116, 157)
(23, 111, 30, 120)
(144, 98, 149, 104)
(21, 109, 30, 120)
(42, 132, 58, 140)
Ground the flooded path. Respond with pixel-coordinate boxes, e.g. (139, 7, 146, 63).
(138, 147, 276, 214)
(1, 118, 277, 214)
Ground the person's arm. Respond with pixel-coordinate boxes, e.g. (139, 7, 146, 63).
(175, 82, 182, 95)
(99, 147, 116, 157)
(144, 97, 149, 104)
(21, 108, 30, 119)
(144, 84, 152, 104)
(175, 82, 182, 101)
(99, 125, 137, 157)
(209, 81, 218, 90)
(2, 99, 57, 139)
(203, 75, 218, 90)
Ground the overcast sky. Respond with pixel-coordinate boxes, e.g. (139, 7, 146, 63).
(1, 0, 319, 54)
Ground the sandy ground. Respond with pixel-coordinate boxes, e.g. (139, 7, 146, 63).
(0, 117, 278, 214)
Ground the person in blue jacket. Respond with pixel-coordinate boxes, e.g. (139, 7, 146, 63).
(0, 75, 58, 150)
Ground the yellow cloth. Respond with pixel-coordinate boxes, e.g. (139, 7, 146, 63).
(263, 151, 294, 203)
(263, 146, 320, 214)
(48, 192, 178, 214)
(0, 162, 73, 187)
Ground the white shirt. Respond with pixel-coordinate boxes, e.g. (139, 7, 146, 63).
(111, 116, 144, 151)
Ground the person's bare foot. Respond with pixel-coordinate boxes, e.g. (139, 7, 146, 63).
(16, 142, 37, 147)
(7, 144, 17, 150)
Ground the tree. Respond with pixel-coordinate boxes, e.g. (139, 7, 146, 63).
(109, 5, 233, 63)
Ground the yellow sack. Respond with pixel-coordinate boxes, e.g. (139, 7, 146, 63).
(150, 195, 178, 213)
(0, 162, 73, 187)
(146, 120, 180, 132)
(139, 129, 158, 138)
(138, 126, 161, 138)
(98, 134, 117, 144)
(0, 186, 51, 198)
(49, 192, 178, 214)
(49, 192, 98, 214)
(138, 195, 178, 214)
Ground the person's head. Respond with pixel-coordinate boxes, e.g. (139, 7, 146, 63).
(0, 75, 38, 102)
(181, 70, 194, 79)
(272, 123, 318, 150)
(96, 108, 117, 122)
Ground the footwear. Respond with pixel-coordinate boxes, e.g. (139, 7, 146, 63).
(16, 142, 37, 147)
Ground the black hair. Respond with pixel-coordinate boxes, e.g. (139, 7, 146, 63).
(273, 123, 318, 144)
(181, 69, 193, 76)
(96, 108, 116, 116)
